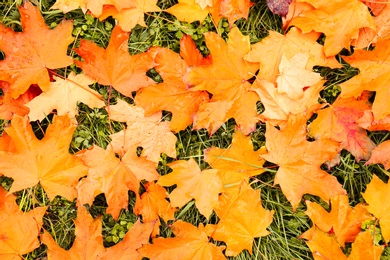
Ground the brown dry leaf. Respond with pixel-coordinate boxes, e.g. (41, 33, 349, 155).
(186, 27, 260, 135)
(276, 52, 322, 100)
(204, 129, 266, 192)
(107, 99, 177, 162)
(340, 38, 390, 120)
(245, 27, 340, 83)
(206, 184, 274, 256)
(261, 114, 346, 210)
(0, 187, 47, 259)
(362, 174, 390, 242)
(251, 79, 324, 128)
(309, 92, 376, 161)
(305, 195, 373, 247)
(157, 158, 223, 219)
(0, 115, 88, 201)
(77, 145, 159, 220)
(138, 220, 226, 260)
(26, 72, 104, 121)
(0, 1, 74, 99)
(74, 25, 155, 97)
(134, 182, 177, 236)
(290, 0, 375, 56)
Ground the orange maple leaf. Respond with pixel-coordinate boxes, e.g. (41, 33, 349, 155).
(134, 182, 177, 236)
(305, 195, 373, 247)
(0, 1, 74, 99)
(157, 158, 223, 218)
(25, 72, 105, 121)
(166, 0, 210, 23)
(348, 230, 384, 260)
(74, 25, 155, 97)
(309, 92, 376, 161)
(204, 129, 266, 192)
(0, 187, 47, 259)
(0, 115, 88, 201)
(206, 184, 274, 256)
(357, 110, 390, 132)
(42, 203, 154, 259)
(340, 38, 390, 120)
(366, 140, 390, 169)
(107, 99, 177, 162)
(77, 145, 159, 219)
(245, 27, 340, 83)
(138, 220, 226, 260)
(289, 0, 375, 56)
(186, 27, 260, 135)
(362, 174, 390, 242)
(261, 114, 346, 210)
(135, 38, 210, 132)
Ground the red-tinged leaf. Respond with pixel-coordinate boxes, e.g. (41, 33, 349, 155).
(266, 0, 292, 17)
(366, 141, 390, 170)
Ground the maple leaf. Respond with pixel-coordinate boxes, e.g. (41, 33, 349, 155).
(179, 34, 212, 66)
(289, 0, 375, 56)
(217, 0, 254, 26)
(276, 53, 322, 100)
(340, 38, 390, 120)
(166, 0, 210, 23)
(245, 27, 340, 83)
(0, 1, 74, 99)
(360, 0, 387, 16)
(353, 3, 390, 48)
(348, 230, 384, 260)
(186, 27, 260, 135)
(134, 182, 177, 236)
(107, 99, 177, 162)
(0, 187, 47, 259)
(51, 0, 87, 13)
(26, 72, 105, 121)
(77, 145, 159, 219)
(300, 226, 348, 260)
(305, 195, 373, 247)
(365, 140, 390, 169)
(301, 226, 383, 260)
(357, 110, 390, 132)
(362, 174, 390, 242)
(251, 79, 324, 127)
(157, 158, 223, 218)
(206, 184, 274, 256)
(74, 25, 155, 97)
(135, 41, 210, 132)
(42, 203, 154, 259)
(98, 0, 161, 32)
(138, 220, 226, 260)
(261, 114, 346, 210)
(0, 115, 88, 201)
(309, 92, 376, 161)
(204, 129, 266, 192)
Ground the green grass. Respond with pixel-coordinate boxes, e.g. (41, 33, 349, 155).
(1, 0, 390, 259)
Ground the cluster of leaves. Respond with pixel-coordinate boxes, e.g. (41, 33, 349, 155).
(1, 0, 390, 259)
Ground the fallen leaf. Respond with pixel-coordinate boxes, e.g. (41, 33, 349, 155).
(186, 27, 260, 135)
(305, 195, 373, 247)
(366, 141, 390, 170)
(107, 99, 177, 162)
(261, 114, 346, 210)
(0, 187, 47, 259)
(357, 110, 390, 132)
(74, 25, 155, 97)
(166, 0, 210, 23)
(362, 174, 390, 242)
(266, 0, 292, 17)
(348, 230, 384, 260)
(157, 158, 223, 219)
(0, 1, 74, 99)
(290, 0, 375, 56)
(26, 72, 105, 121)
(276, 52, 322, 100)
(77, 145, 159, 219)
(206, 184, 274, 256)
(309, 92, 376, 161)
(138, 220, 226, 260)
(0, 115, 88, 201)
